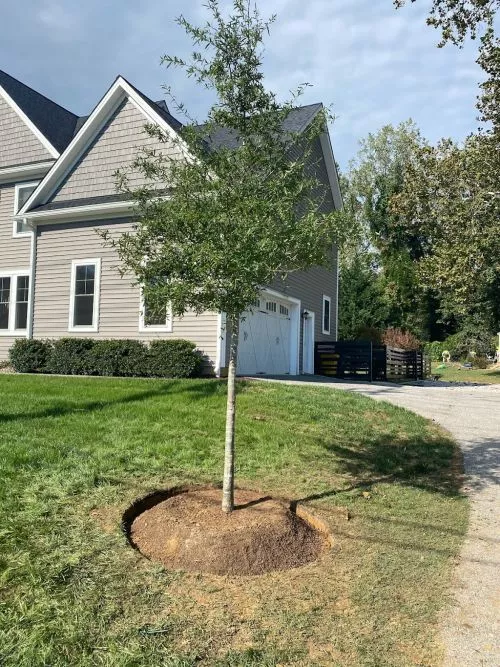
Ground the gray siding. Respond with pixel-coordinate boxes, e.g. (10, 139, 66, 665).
(33, 219, 220, 372)
(0, 184, 33, 360)
(50, 99, 183, 204)
(0, 184, 32, 269)
(0, 95, 52, 168)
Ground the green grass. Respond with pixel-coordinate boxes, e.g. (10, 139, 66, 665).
(432, 361, 500, 384)
(0, 375, 468, 666)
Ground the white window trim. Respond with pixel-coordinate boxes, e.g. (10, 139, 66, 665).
(0, 270, 30, 336)
(13, 181, 39, 238)
(68, 258, 101, 333)
(322, 294, 332, 335)
(139, 291, 173, 333)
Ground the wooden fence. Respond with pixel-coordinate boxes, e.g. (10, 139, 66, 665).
(315, 341, 429, 382)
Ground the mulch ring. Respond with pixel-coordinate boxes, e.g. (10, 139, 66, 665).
(123, 486, 332, 576)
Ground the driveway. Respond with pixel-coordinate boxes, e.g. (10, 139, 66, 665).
(252, 377, 500, 667)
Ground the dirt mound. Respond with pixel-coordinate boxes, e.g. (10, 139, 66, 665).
(128, 488, 326, 576)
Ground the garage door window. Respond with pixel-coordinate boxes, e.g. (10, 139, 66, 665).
(322, 295, 331, 334)
(266, 301, 277, 312)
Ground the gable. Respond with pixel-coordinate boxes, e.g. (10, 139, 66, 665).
(48, 97, 183, 206)
(0, 95, 53, 169)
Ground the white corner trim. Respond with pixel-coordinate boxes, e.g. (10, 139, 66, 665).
(18, 76, 192, 217)
(319, 130, 343, 211)
(0, 160, 54, 185)
(215, 312, 227, 376)
(68, 258, 101, 333)
(322, 294, 331, 335)
(13, 181, 40, 237)
(27, 229, 37, 339)
(138, 290, 173, 333)
(0, 86, 60, 159)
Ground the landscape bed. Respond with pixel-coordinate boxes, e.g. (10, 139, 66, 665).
(0, 375, 468, 666)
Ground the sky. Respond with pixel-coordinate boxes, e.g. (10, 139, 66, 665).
(0, 0, 485, 170)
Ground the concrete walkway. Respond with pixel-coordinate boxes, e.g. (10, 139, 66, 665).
(252, 377, 500, 666)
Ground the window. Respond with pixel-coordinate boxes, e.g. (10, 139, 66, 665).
(266, 301, 277, 313)
(279, 304, 289, 317)
(69, 259, 101, 332)
(0, 274, 30, 333)
(322, 295, 331, 335)
(15, 276, 29, 330)
(0, 277, 10, 330)
(139, 290, 172, 332)
(13, 182, 39, 237)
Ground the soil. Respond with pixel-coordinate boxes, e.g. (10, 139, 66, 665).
(128, 487, 327, 576)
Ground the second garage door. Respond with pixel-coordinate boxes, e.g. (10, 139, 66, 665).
(237, 295, 293, 375)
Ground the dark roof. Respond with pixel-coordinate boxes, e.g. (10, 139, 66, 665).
(0, 69, 79, 154)
(119, 77, 183, 133)
(196, 103, 323, 150)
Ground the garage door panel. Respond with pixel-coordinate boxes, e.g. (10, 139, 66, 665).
(237, 295, 293, 375)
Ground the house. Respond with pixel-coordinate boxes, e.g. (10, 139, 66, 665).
(0, 69, 342, 376)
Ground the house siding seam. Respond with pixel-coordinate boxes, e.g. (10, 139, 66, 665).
(0, 95, 52, 168)
(32, 219, 219, 373)
(48, 98, 183, 204)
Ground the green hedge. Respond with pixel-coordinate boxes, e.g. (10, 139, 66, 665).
(9, 337, 204, 378)
(9, 339, 53, 374)
(47, 338, 95, 375)
(86, 340, 148, 377)
(148, 339, 203, 378)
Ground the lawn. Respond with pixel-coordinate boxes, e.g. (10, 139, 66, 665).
(0, 375, 468, 667)
(432, 362, 500, 384)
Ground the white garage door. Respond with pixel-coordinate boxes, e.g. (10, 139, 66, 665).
(237, 295, 293, 375)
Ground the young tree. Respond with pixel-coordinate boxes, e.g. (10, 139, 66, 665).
(103, 0, 346, 513)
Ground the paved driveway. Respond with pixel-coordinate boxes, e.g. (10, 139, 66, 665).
(253, 377, 500, 667)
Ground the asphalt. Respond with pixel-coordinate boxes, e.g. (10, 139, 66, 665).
(249, 376, 500, 667)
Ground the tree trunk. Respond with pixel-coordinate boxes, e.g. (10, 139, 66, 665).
(222, 314, 239, 513)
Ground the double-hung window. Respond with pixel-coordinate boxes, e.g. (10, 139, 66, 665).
(0, 273, 30, 334)
(69, 259, 101, 332)
(322, 295, 331, 335)
(139, 289, 172, 332)
(13, 182, 39, 237)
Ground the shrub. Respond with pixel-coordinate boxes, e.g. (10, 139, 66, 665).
(147, 339, 203, 378)
(354, 326, 383, 343)
(473, 356, 489, 369)
(445, 327, 494, 360)
(9, 339, 53, 373)
(47, 338, 96, 375)
(86, 340, 148, 377)
(382, 327, 422, 351)
(424, 340, 447, 361)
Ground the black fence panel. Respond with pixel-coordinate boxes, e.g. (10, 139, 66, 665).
(315, 342, 429, 382)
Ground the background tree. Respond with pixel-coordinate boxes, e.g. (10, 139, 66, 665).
(338, 249, 388, 340)
(393, 0, 500, 335)
(340, 122, 445, 340)
(103, 0, 346, 513)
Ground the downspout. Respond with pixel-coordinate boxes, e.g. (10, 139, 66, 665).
(26, 219, 37, 340)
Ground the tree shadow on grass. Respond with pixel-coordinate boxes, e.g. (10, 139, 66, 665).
(0, 379, 224, 424)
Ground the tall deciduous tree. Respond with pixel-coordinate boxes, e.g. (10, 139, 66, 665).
(103, 0, 346, 513)
(341, 122, 441, 339)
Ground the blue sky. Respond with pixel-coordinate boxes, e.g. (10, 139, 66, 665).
(0, 0, 484, 170)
